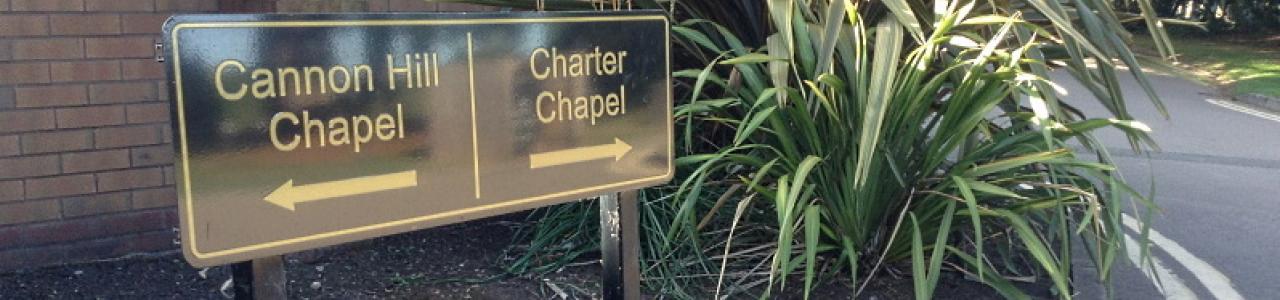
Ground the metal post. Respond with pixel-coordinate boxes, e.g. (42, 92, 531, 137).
(231, 256, 288, 300)
(599, 191, 641, 300)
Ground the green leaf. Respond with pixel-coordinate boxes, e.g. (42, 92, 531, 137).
(964, 149, 1072, 177)
(879, 0, 925, 43)
(910, 214, 927, 300)
(733, 105, 777, 146)
(952, 176, 987, 280)
(948, 247, 1031, 300)
(958, 177, 1028, 200)
(995, 209, 1071, 298)
(926, 200, 957, 300)
(720, 53, 788, 65)
(959, 15, 1024, 26)
(814, 0, 846, 75)
(852, 18, 903, 189)
(803, 203, 821, 300)
(672, 26, 723, 53)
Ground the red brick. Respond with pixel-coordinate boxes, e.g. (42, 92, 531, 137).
(12, 209, 172, 251)
(19, 216, 103, 247)
(14, 84, 87, 108)
(162, 166, 174, 185)
(94, 124, 160, 148)
(0, 88, 12, 108)
(121, 14, 169, 34)
(20, 130, 93, 154)
(25, 174, 95, 198)
(155, 0, 218, 12)
(101, 209, 175, 235)
(131, 187, 175, 208)
(61, 191, 130, 217)
(0, 199, 61, 226)
(159, 126, 171, 143)
(61, 236, 120, 262)
(0, 155, 59, 180)
(129, 145, 172, 166)
(96, 167, 162, 191)
(62, 149, 129, 173)
(219, 0, 275, 12)
(122, 230, 179, 253)
(0, 41, 11, 62)
(50, 14, 121, 35)
(0, 245, 67, 270)
(84, 37, 153, 59)
(125, 103, 168, 124)
(54, 238, 122, 265)
(0, 181, 22, 203)
(0, 109, 57, 133)
(277, 0, 370, 12)
(367, 0, 390, 11)
(273, 0, 302, 12)
(56, 105, 126, 128)
(47, 229, 179, 264)
(0, 226, 21, 249)
(11, 0, 84, 12)
(86, 0, 154, 12)
(0, 63, 51, 85)
(89, 82, 156, 104)
(120, 58, 163, 79)
(156, 81, 169, 101)
(43, 230, 178, 265)
(388, 0, 436, 11)
(12, 38, 83, 60)
(50, 60, 122, 82)
(0, 16, 50, 37)
(0, 135, 18, 157)
(437, 3, 491, 12)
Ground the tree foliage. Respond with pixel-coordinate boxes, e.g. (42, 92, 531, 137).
(1115, 0, 1280, 32)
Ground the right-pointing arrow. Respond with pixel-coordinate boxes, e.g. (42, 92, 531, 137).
(529, 138, 633, 169)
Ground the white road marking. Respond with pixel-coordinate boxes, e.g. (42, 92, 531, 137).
(1124, 233, 1199, 299)
(1207, 99, 1280, 123)
(1123, 214, 1245, 300)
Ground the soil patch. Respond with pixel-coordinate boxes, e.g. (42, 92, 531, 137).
(0, 212, 1050, 299)
(0, 214, 600, 299)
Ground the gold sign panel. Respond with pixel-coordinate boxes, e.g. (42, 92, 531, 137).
(164, 12, 672, 267)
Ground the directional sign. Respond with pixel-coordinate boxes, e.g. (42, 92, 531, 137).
(164, 12, 671, 267)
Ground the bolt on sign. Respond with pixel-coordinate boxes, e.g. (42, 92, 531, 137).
(163, 12, 672, 267)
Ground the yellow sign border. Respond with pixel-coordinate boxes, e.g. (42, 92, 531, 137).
(170, 15, 673, 264)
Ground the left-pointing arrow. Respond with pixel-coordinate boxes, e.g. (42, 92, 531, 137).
(264, 170, 418, 211)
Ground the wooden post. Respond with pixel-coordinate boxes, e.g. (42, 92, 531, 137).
(599, 191, 641, 300)
(231, 256, 288, 299)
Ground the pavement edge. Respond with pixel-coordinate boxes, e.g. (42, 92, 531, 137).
(1235, 93, 1280, 113)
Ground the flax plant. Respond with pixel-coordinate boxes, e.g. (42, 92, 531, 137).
(666, 0, 1162, 298)
(441, 0, 1169, 298)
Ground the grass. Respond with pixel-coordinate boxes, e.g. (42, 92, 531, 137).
(1136, 35, 1280, 98)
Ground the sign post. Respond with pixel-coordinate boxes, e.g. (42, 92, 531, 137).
(599, 191, 642, 300)
(230, 256, 287, 299)
(163, 11, 670, 298)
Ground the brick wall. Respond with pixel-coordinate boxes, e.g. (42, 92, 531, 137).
(0, 0, 495, 271)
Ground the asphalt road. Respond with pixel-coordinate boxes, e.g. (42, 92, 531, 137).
(1054, 67, 1280, 299)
